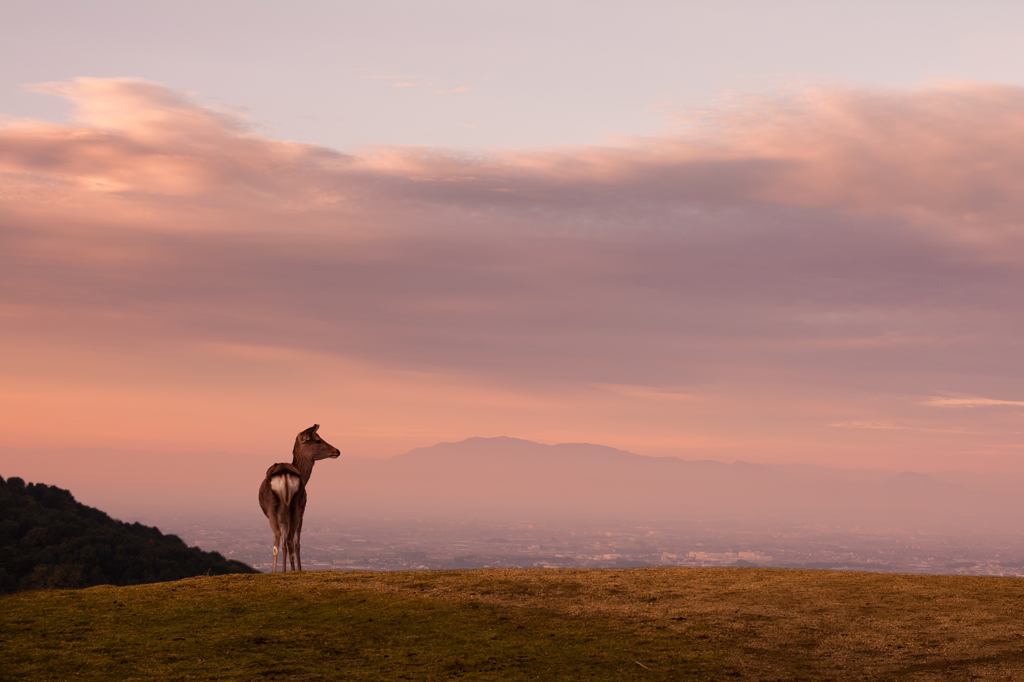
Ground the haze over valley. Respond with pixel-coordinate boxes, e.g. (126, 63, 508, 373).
(8, 437, 1022, 576)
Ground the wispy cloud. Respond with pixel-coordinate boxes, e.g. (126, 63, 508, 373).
(830, 422, 987, 434)
(924, 397, 1024, 408)
(357, 74, 414, 81)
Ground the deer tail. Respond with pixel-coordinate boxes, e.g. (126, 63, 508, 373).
(270, 472, 302, 506)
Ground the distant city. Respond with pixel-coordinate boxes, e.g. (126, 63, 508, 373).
(162, 516, 1024, 578)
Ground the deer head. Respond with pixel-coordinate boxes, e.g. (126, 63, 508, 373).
(293, 424, 341, 466)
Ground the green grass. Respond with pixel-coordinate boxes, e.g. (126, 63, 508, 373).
(3, 567, 1024, 680)
(0, 570, 723, 681)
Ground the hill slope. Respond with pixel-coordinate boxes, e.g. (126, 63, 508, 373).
(3, 568, 1024, 681)
(0, 475, 255, 592)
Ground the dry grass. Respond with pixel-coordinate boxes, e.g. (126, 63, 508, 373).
(3, 567, 1024, 680)
(347, 567, 1024, 680)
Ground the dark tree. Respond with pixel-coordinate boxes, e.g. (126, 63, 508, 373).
(0, 475, 256, 593)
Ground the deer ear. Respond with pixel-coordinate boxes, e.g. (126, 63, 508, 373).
(312, 424, 319, 433)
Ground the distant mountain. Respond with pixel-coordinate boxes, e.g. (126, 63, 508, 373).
(0, 475, 256, 593)
(4, 439, 1021, 535)
(315, 437, 1019, 531)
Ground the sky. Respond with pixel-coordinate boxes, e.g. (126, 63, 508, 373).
(3, 1, 1024, 490)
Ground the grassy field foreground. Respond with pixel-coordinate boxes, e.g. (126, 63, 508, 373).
(3, 568, 1024, 681)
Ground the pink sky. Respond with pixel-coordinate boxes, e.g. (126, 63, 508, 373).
(2, 77, 1023, 477)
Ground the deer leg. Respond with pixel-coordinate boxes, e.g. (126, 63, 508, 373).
(294, 492, 306, 572)
(272, 528, 280, 573)
(271, 513, 282, 573)
(266, 498, 284, 573)
(281, 522, 291, 572)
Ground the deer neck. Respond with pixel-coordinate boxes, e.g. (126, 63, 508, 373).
(292, 451, 315, 485)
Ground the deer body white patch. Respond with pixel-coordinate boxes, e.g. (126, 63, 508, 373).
(270, 473, 300, 505)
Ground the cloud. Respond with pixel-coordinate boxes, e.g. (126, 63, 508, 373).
(1, 78, 354, 218)
(7, 79, 1024, 237)
(660, 85, 1024, 228)
(3, 79, 1023, 375)
(924, 397, 1024, 408)
(830, 421, 987, 434)
(3, 78, 1024, 466)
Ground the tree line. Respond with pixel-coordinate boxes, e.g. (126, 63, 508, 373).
(0, 475, 256, 593)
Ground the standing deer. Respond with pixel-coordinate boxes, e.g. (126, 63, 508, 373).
(259, 462, 304, 573)
(258, 424, 340, 572)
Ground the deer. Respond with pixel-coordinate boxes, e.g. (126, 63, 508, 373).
(258, 462, 304, 573)
(258, 424, 341, 572)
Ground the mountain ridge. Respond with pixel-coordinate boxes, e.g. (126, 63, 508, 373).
(2, 438, 1019, 532)
(312, 436, 1005, 530)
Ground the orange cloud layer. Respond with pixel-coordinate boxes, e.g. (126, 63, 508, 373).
(1, 79, 1023, 474)
(5, 79, 1024, 232)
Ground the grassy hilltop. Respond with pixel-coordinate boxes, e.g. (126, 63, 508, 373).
(3, 568, 1024, 681)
